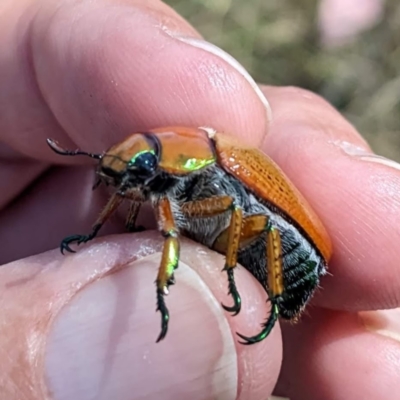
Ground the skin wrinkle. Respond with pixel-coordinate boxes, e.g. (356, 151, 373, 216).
(370, 173, 400, 212)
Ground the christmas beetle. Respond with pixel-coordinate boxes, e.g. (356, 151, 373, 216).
(47, 126, 332, 344)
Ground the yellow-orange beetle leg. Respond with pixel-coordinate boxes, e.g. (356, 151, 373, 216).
(237, 225, 284, 345)
(213, 214, 269, 316)
(221, 206, 243, 315)
(267, 228, 284, 297)
(180, 195, 233, 216)
(213, 214, 269, 253)
(213, 214, 284, 344)
(60, 192, 124, 254)
(181, 196, 244, 315)
(154, 197, 180, 342)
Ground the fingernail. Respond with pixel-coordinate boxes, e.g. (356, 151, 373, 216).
(333, 140, 400, 172)
(45, 255, 237, 400)
(167, 33, 272, 123)
(360, 309, 400, 342)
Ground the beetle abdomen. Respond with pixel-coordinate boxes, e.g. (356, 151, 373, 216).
(238, 229, 326, 319)
(174, 166, 326, 320)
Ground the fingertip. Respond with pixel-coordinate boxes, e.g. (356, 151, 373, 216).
(258, 85, 400, 311)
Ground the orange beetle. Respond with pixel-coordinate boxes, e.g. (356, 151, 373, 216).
(47, 126, 332, 344)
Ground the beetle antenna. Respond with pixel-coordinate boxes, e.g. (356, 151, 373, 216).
(46, 138, 103, 160)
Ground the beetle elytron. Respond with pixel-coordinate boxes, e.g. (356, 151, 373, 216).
(47, 126, 332, 344)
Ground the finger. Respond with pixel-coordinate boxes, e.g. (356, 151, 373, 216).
(0, 0, 270, 163)
(259, 85, 400, 311)
(274, 308, 400, 400)
(0, 232, 281, 400)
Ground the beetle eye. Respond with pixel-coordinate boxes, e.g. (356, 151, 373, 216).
(129, 151, 157, 177)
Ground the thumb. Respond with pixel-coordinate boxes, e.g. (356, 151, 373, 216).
(0, 232, 281, 400)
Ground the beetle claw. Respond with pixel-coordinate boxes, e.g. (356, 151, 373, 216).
(60, 234, 92, 254)
(236, 331, 263, 345)
(155, 289, 170, 342)
(236, 302, 280, 345)
(60, 238, 78, 254)
(236, 326, 276, 345)
(221, 300, 241, 316)
(60, 244, 76, 255)
(236, 327, 273, 345)
(222, 269, 241, 316)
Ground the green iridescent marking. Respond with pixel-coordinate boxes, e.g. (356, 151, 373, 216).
(182, 156, 215, 171)
(129, 149, 155, 165)
(166, 241, 179, 275)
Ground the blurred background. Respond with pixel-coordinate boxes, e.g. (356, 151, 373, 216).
(166, 0, 400, 161)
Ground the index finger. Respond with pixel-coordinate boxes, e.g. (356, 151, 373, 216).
(0, 0, 270, 163)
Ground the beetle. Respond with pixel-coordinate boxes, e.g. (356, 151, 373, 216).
(47, 126, 332, 344)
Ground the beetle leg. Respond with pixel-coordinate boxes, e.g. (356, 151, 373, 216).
(154, 197, 180, 342)
(213, 214, 268, 253)
(60, 192, 124, 254)
(214, 214, 267, 316)
(125, 201, 144, 232)
(215, 214, 279, 325)
(220, 205, 243, 315)
(181, 196, 245, 314)
(237, 223, 283, 345)
(180, 196, 233, 216)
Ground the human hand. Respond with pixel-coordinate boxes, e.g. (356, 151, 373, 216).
(1, 1, 400, 399)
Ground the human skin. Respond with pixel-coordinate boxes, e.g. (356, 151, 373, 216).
(1, 0, 400, 399)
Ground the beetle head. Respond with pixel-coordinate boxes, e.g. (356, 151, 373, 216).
(98, 149, 159, 192)
(95, 133, 162, 194)
(46, 136, 161, 195)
